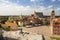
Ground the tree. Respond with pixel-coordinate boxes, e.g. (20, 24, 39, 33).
(1, 19, 7, 24)
(2, 26, 10, 31)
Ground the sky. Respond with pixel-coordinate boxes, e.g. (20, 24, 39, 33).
(0, 0, 60, 15)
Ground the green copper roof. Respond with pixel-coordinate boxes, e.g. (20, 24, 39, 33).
(35, 12, 43, 18)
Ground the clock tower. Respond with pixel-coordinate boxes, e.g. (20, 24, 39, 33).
(50, 7, 55, 35)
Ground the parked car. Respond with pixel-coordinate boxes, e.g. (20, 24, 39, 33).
(25, 25, 33, 28)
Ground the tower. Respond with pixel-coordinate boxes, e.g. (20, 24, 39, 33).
(50, 7, 55, 35)
(51, 10, 55, 19)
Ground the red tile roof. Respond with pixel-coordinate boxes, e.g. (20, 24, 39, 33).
(55, 18, 60, 23)
(5, 21, 18, 27)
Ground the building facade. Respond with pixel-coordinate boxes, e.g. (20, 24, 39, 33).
(50, 10, 55, 35)
(53, 18, 60, 35)
(50, 9, 60, 35)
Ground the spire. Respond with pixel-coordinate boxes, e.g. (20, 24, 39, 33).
(51, 6, 55, 13)
(51, 6, 55, 19)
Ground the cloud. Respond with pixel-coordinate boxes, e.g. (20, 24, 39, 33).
(51, 0, 56, 2)
(46, 5, 60, 15)
(43, 5, 60, 15)
(30, 0, 36, 2)
(30, 0, 44, 2)
(56, 8, 60, 10)
(36, 6, 46, 12)
(55, 8, 60, 15)
(48, 5, 53, 8)
(0, 0, 46, 15)
(0, 0, 35, 15)
(48, 5, 55, 12)
(0, 0, 60, 16)
(0, 4, 34, 15)
(58, 0, 60, 1)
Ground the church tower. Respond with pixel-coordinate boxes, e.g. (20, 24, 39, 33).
(51, 10, 55, 19)
(50, 7, 55, 35)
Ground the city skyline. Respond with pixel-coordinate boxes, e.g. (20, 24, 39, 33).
(0, 0, 60, 15)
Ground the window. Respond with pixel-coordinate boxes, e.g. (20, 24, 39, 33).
(53, 32, 56, 34)
(58, 30, 60, 33)
(58, 26, 60, 28)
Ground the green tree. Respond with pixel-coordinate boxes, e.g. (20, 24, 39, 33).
(1, 19, 7, 24)
(2, 26, 10, 31)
